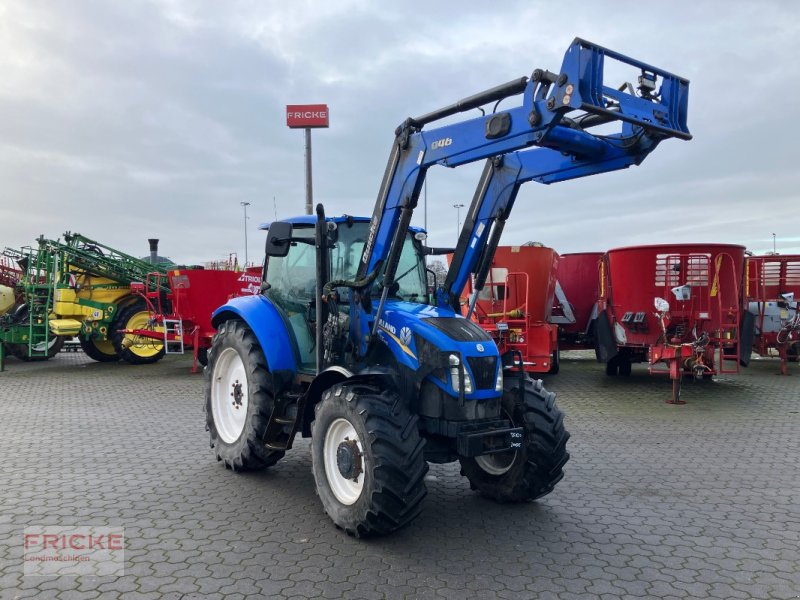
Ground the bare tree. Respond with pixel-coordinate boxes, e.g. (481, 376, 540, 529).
(426, 258, 449, 289)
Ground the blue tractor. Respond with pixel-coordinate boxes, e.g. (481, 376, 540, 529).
(205, 39, 691, 536)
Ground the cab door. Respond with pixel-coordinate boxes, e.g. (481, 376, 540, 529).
(264, 227, 317, 371)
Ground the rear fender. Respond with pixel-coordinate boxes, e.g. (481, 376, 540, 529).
(211, 295, 298, 375)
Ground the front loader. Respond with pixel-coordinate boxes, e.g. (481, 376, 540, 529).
(204, 38, 691, 536)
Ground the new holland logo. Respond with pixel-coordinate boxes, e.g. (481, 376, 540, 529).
(400, 326, 412, 346)
(431, 137, 453, 150)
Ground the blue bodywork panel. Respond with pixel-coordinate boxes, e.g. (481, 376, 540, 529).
(375, 300, 501, 401)
(211, 295, 297, 373)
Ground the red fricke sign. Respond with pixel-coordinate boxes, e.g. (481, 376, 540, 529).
(286, 104, 329, 128)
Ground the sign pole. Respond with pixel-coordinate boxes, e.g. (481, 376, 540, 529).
(305, 127, 313, 215)
(286, 104, 329, 216)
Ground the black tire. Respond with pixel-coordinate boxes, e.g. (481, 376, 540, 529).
(311, 382, 428, 537)
(547, 346, 560, 375)
(9, 335, 65, 362)
(618, 355, 632, 377)
(605, 355, 619, 376)
(204, 320, 284, 471)
(197, 346, 208, 367)
(110, 299, 165, 365)
(788, 344, 798, 363)
(78, 334, 120, 362)
(460, 377, 570, 502)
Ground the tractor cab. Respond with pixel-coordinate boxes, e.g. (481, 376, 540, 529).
(259, 216, 502, 408)
(261, 216, 428, 371)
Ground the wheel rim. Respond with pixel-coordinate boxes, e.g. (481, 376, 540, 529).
(123, 310, 164, 358)
(475, 409, 518, 476)
(92, 338, 117, 356)
(211, 347, 249, 444)
(32, 336, 59, 353)
(323, 417, 365, 505)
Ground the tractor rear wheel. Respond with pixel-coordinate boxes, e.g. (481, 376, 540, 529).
(311, 382, 428, 537)
(110, 300, 165, 365)
(78, 334, 120, 362)
(460, 377, 569, 502)
(204, 320, 284, 471)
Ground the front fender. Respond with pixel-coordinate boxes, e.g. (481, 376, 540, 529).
(212, 295, 297, 374)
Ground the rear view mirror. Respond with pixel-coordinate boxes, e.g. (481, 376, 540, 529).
(265, 221, 293, 257)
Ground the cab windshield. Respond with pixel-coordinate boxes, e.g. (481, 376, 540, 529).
(330, 221, 429, 304)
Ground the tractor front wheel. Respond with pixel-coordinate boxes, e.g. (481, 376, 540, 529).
(204, 320, 284, 471)
(460, 377, 570, 502)
(78, 334, 119, 362)
(110, 300, 165, 365)
(311, 383, 428, 537)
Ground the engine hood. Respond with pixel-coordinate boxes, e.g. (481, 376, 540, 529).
(377, 300, 498, 362)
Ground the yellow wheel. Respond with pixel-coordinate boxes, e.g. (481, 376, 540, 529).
(110, 300, 165, 365)
(78, 334, 119, 362)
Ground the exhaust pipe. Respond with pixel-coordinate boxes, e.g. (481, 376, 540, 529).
(148, 239, 159, 264)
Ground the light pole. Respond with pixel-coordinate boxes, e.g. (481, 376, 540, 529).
(453, 203, 465, 239)
(773, 232, 777, 255)
(240, 201, 251, 267)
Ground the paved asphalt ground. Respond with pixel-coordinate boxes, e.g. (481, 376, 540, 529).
(0, 350, 798, 600)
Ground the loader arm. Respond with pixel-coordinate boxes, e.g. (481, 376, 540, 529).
(443, 130, 662, 313)
(351, 37, 690, 355)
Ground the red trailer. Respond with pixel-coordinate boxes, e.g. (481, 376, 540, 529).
(556, 252, 603, 350)
(745, 255, 800, 375)
(123, 267, 261, 372)
(465, 245, 562, 374)
(595, 244, 749, 403)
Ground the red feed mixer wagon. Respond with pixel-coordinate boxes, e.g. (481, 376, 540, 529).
(745, 254, 800, 375)
(594, 243, 751, 404)
(120, 267, 261, 371)
(0, 256, 21, 285)
(461, 244, 567, 374)
(556, 252, 604, 350)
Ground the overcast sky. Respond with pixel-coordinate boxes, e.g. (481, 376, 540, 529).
(1, 0, 798, 264)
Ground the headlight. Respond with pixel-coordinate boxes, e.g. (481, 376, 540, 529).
(495, 363, 504, 392)
(449, 354, 473, 394)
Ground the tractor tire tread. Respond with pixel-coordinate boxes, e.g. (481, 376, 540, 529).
(204, 320, 284, 472)
(311, 382, 427, 537)
(460, 377, 570, 502)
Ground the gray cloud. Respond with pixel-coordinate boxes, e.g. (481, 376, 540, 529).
(1, 0, 798, 264)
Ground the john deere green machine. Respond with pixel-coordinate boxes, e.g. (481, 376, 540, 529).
(0, 233, 171, 370)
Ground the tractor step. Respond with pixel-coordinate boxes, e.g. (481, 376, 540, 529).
(263, 392, 305, 452)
